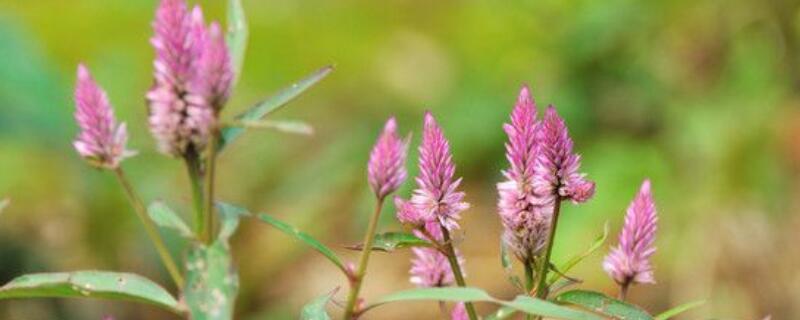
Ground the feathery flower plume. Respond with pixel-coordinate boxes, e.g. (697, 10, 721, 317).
(603, 180, 658, 287)
(532, 106, 595, 204)
(147, 0, 232, 157)
(368, 117, 409, 200)
(409, 112, 469, 230)
(497, 86, 552, 261)
(409, 221, 463, 287)
(73, 64, 135, 169)
(451, 302, 467, 320)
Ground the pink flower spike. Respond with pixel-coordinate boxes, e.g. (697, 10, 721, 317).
(409, 246, 455, 288)
(73, 64, 135, 169)
(409, 112, 470, 231)
(368, 117, 409, 200)
(451, 302, 468, 320)
(603, 179, 658, 287)
(532, 105, 595, 204)
(188, 21, 233, 111)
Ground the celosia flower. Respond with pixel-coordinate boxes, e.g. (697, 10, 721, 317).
(497, 86, 553, 261)
(395, 196, 426, 227)
(73, 64, 135, 169)
(368, 117, 409, 200)
(409, 221, 464, 287)
(409, 112, 469, 230)
(147, 0, 232, 157)
(603, 179, 658, 286)
(451, 302, 467, 320)
(532, 106, 595, 203)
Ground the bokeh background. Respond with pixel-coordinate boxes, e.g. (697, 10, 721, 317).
(1, 0, 799, 319)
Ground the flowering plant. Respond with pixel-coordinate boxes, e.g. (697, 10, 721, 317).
(0, 1, 705, 319)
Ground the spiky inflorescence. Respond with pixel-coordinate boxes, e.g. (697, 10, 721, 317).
(408, 112, 469, 230)
(497, 86, 553, 261)
(368, 117, 409, 200)
(451, 302, 467, 320)
(73, 64, 135, 169)
(147, 0, 232, 157)
(603, 180, 658, 286)
(532, 106, 595, 204)
(408, 221, 464, 288)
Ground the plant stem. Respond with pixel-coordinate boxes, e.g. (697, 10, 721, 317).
(619, 280, 630, 301)
(113, 167, 185, 288)
(202, 131, 218, 244)
(441, 225, 478, 320)
(524, 261, 535, 320)
(184, 152, 204, 238)
(343, 199, 385, 319)
(534, 196, 562, 299)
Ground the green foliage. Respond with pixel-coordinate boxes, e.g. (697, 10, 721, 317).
(499, 242, 525, 292)
(219, 65, 334, 151)
(225, 0, 247, 85)
(0, 271, 183, 314)
(548, 223, 609, 286)
(233, 119, 315, 136)
(300, 288, 338, 320)
(556, 290, 652, 320)
(256, 213, 346, 273)
(654, 300, 706, 320)
(345, 231, 430, 252)
(183, 203, 248, 320)
(148, 201, 193, 239)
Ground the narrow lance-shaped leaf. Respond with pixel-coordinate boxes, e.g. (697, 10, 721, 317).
(0, 271, 183, 315)
(219, 65, 333, 151)
(556, 290, 653, 320)
(231, 119, 314, 136)
(485, 306, 518, 320)
(345, 232, 431, 252)
(503, 295, 604, 320)
(148, 201, 193, 239)
(300, 288, 339, 320)
(257, 213, 346, 273)
(653, 300, 706, 320)
(225, 0, 247, 85)
(548, 222, 609, 285)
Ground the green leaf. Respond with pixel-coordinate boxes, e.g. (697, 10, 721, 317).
(256, 213, 346, 273)
(549, 222, 609, 285)
(148, 201, 193, 238)
(484, 306, 517, 320)
(556, 290, 652, 320)
(231, 119, 314, 136)
(504, 295, 604, 320)
(184, 204, 246, 320)
(300, 288, 339, 320)
(653, 300, 706, 320)
(345, 232, 430, 252)
(225, 0, 247, 85)
(219, 65, 334, 151)
(0, 271, 182, 314)
(500, 242, 524, 292)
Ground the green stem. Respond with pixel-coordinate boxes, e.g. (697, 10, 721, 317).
(113, 168, 185, 288)
(441, 225, 479, 320)
(203, 131, 218, 244)
(619, 280, 630, 301)
(524, 261, 535, 320)
(344, 199, 385, 319)
(184, 153, 204, 238)
(535, 196, 562, 299)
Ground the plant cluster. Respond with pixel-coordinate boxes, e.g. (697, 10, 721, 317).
(0, 1, 704, 319)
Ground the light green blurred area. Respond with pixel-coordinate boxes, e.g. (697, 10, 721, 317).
(1, 0, 799, 319)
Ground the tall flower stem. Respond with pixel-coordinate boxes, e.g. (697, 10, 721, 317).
(113, 167, 185, 288)
(618, 280, 630, 301)
(344, 199, 385, 319)
(202, 130, 219, 244)
(534, 197, 562, 298)
(184, 152, 205, 238)
(441, 225, 478, 320)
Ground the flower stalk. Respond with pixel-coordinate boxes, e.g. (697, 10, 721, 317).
(440, 225, 478, 320)
(184, 152, 205, 237)
(113, 167, 185, 288)
(344, 199, 385, 319)
(534, 196, 561, 298)
(202, 130, 219, 244)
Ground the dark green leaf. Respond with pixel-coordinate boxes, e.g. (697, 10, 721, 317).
(256, 213, 346, 273)
(654, 300, 706, 320)
(300, 288, 339, 320)
(148, 201, 193, 238)
(219, 65, 333, 151)
(225, 0, 247, 84)
(345, 232, 430, 252)
(549, 222, 609, 285)
(0, 271, 182, 314)
(556, 290, 652, 320)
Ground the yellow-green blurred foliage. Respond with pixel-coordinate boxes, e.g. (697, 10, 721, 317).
(1, 0, 799, 319)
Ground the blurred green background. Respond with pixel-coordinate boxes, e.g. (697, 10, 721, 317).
(1, 0, 799, 319)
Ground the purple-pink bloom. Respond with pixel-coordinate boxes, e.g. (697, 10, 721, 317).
(451, 302, 467, 320)
(603, 179, 658, 286)
(147, 0, 232, 157)
(368, 117, 409, 200)
(532, 106, 595, 204)
(409, 221, 464, 288)
(408, 112, 469, 230)
(73, 64, 135, 169)
(497, 87, 553, 261)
